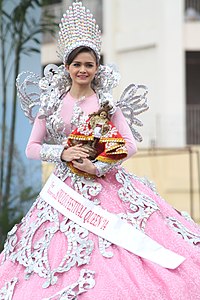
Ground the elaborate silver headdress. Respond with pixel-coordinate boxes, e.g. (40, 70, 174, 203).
(57, 1, 102, 63)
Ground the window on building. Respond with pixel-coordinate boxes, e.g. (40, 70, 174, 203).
(186, 51, 200, 144)
(185, 0, 200, 21)
(186, 51, 200, 105)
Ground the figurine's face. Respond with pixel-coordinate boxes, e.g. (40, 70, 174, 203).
(66, 52, 97, 87)
(99, 111, 107, 119)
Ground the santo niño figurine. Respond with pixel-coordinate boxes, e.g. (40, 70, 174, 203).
(67, 101, 128, 175)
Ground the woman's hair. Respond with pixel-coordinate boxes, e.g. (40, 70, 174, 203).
(65, 46, 99, 66)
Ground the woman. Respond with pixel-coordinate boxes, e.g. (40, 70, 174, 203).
(1, 2, 200, 299)
(61, 47, 130, 175)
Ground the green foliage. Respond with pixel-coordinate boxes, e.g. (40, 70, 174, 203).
(0, 0, 57, 57)
(0, 0, 56, 251)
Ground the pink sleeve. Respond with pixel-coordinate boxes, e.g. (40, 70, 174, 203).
(111, 107, 137, 159)
(25, 114, 47, 160)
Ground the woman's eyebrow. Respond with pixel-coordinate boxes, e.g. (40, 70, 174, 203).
(73, 60, 95, 63)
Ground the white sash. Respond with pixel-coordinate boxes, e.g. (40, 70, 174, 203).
(40, 173, 185, 269)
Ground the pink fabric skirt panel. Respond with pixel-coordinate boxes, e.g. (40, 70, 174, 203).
(0, 167, 200, 300)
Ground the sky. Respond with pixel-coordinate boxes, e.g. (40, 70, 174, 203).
(1, 1, 43, 188)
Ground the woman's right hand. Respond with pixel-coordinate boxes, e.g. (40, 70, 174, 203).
(61, 144, 89, 162)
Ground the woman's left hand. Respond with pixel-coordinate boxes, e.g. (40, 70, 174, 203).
(72, 158, 96, 175)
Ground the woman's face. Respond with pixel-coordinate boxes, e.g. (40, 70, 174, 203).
(66, 51, 98, 87)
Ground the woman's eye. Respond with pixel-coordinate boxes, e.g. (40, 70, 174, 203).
(73, 63, 80, 67)
(86, 64, 94, 68)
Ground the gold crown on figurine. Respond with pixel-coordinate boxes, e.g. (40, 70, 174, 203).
(57, 1, 102, 63)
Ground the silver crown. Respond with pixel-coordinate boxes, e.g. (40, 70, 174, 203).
(57, 1, 102, 63)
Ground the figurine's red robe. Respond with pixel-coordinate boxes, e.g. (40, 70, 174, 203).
(67, 117, 128, 176)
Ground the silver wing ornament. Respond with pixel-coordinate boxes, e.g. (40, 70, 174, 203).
(16, 71, 41, 123)
(16, 64, 71, 123)
(116, 84, 149, 142)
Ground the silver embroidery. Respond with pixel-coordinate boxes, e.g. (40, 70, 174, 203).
(70, 100, 88, 130)
(9, 198, 94, 289)
(45, 103, 66, 144)
(115, 84, 148, 142)
(131, 173, 159, 195)
(116, 168, 159, 231)
(1, 225, 18, 264)
(54, 163, 72, 181)
(71, 176, 102, 203)
(94, 160, 119, 177)
(37, 65, 68, 144)
(40, 144, 65, 163)
(2, 198, 40, 264)
(0, 278, 18, 300)
(39, 64, 69, 120)
(42, 269, 95, 300)
(118, 212, 146, 229)
(166, 217, 200, 246)
(98, 237, 113, 258)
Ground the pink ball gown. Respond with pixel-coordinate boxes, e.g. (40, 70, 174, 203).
(1, 93, 200, 300)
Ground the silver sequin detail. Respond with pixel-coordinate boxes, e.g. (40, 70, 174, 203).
(0, 278, 18, 300)
(93, 65, 120, 95)
(1, 197, 38, 261)
(166, 217, 200, 246)
(42, 269, 95, 300)
(57, 2, 101, 62)
(16, 65, 69, 127)
(39, 65, 68, 144)
(40, 144, 65, 163)
(45, 106, 66, 144)
(39, 65, 69, 119)
(8, 198, 94, 289)
(98, 237, 113, 258)
(16, 71, 41, 123)
(94, 160, 119, 177)
(71, 176, 102, 202)
(115, 84, 149, 142)
(54, 162, 73, 181)
(116, 168, 159, 231)
(1, 225, 18, 265)
(131, 173, 159, 195)
(70, 100, 87, 130)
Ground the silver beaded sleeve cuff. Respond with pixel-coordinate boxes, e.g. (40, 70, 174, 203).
(94, 160, 119, 177)
(40, 143, 65, 163)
